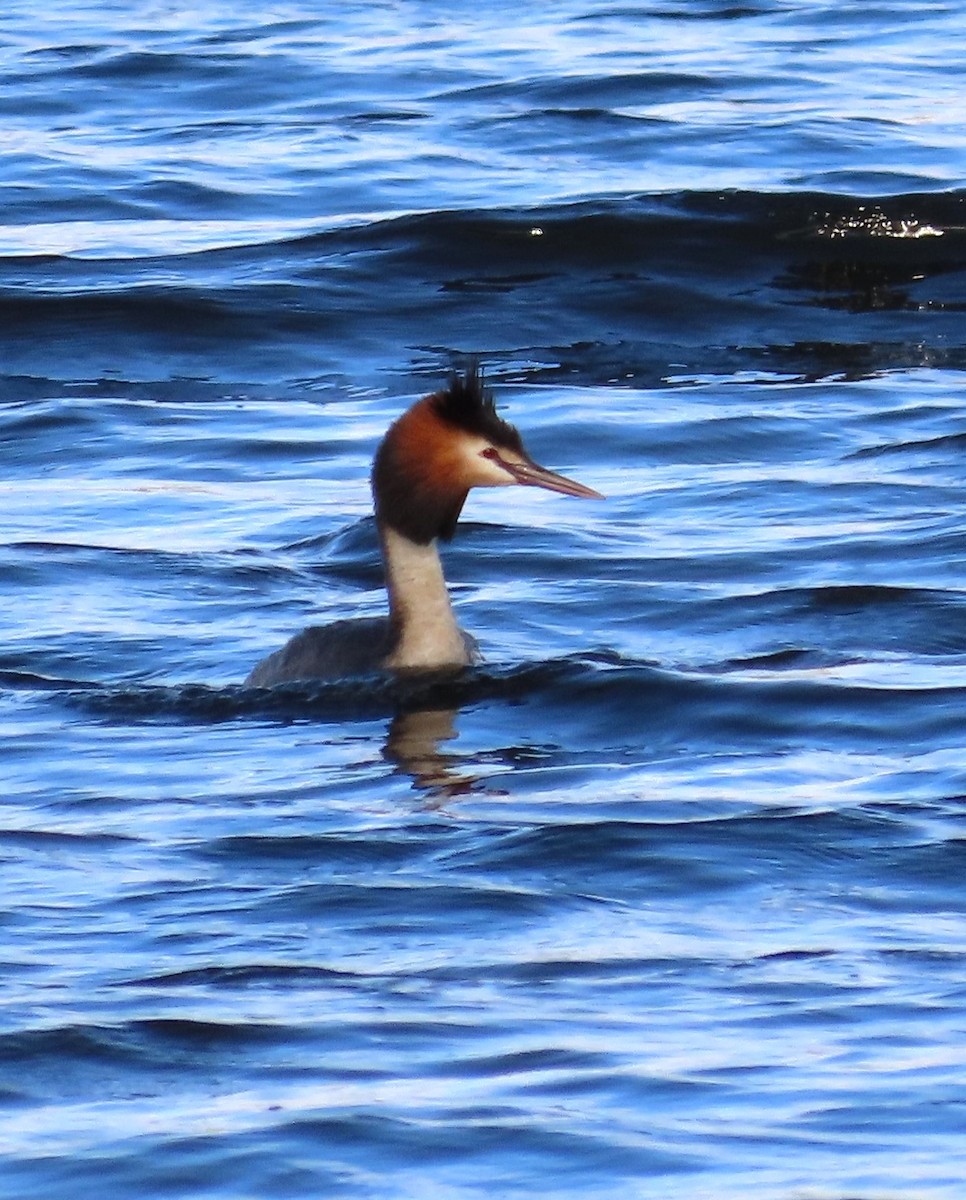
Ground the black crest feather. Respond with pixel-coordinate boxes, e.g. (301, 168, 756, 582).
(432, 364, 524, 454)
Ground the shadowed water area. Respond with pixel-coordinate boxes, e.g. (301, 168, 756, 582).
(3, 3, 966, 1197)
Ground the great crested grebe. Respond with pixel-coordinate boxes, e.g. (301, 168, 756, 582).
(246, 367, 602, 686)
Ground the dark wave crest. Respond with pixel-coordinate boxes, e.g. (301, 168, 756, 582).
(2, 189, 964, 395)
(57, 652, 966, 761)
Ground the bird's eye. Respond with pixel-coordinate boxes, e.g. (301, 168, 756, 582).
(480, 447, 500, 461)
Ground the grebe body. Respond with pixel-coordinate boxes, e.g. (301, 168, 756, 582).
(246, 368, 601, 686)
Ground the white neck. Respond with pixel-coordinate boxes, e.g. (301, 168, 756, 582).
(379, 524, 471, 670)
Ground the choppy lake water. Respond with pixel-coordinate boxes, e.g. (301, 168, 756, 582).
(3, 3, 966, 1197)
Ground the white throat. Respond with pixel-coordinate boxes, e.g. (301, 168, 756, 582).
(379, 524, 472, 670)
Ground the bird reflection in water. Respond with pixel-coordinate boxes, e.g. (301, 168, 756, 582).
(383, 706, 483, 800)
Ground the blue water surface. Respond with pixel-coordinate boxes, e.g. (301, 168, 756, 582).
(3, 2, 966, 1197)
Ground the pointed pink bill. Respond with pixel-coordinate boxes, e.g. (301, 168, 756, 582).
(501, 455, 604, 499)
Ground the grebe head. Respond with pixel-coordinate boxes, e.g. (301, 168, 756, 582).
(372, 366, 603, 545)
